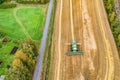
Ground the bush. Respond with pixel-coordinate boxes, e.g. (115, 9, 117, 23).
(16, 0, 49, 4)
(0, 44, 2, 48)
(17, 1, 40, 4)
(0, 0, 4, 4)
(0, 33, 5, 38)
(5, 39, 39, 80)
(0, 4, 17, 9)
(5, 62, 31, 80)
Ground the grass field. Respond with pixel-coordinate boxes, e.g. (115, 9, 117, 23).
(0, 5, 47, 75)
(17, 6, 46, 40)
(0, 5, 46, 40)
(0, 9, 26, 39)
(0, 38, 16, 75)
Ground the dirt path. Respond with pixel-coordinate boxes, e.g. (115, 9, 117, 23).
(13, 7, 32, 39)
(50, 0, 120, 80)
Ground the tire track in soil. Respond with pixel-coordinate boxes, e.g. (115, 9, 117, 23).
(50, 0, 120, 80)
(57, 0, 63, 79)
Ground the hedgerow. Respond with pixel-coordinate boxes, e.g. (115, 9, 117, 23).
(0, 4, 16, 9)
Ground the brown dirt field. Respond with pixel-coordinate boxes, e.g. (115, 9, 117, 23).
(50, 0, 120, 80)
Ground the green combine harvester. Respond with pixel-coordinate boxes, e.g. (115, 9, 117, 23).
(66, 40, 83, 55)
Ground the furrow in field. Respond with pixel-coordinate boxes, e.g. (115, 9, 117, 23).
(50, 0, 120, 80)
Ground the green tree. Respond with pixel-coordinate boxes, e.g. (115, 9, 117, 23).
(5, 61, 31, 80)
(0, 0, 4, 4)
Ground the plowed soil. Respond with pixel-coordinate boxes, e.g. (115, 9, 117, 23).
(50, 0, 120, 80)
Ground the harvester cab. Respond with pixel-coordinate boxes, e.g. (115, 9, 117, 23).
(66, 40, 83, 55)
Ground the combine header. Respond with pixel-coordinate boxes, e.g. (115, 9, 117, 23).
(66, 40, 83, 55)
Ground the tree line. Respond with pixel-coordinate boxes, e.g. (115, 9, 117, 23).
(16, 0, 49, 4)
(0, 0, 49, 4)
